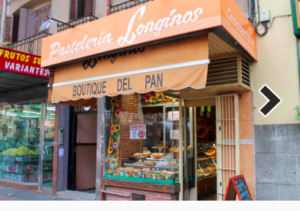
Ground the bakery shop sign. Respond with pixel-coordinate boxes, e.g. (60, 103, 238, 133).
(130, 124, 146, 139)
(0, 47, 51, 78)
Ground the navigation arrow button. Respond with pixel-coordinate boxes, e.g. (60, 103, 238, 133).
(259, 85, 282, 117)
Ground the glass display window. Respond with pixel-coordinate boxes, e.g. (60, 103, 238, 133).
(103, 93, 180, 185)
(0, 104, 41, 183)
(42, 104, 56, 188)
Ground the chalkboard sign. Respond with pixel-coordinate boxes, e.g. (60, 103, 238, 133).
(224, 175, 252, 201)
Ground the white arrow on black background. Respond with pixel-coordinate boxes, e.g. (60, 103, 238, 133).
(259, 85, 282, 117)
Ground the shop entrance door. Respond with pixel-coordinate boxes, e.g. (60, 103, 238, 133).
(39, 104, 56, 191)
(183, 98, 217, 201)
(68, 106, 97, 193)
(181, 95, 240, 201)
(75, 113, 97, 191)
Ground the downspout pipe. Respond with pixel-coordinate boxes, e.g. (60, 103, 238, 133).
(107, 0, 111, 16)
(0, 0, 7, 43)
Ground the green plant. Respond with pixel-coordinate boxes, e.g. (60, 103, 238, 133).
(0, 41, 10, 47)
(295, 105, 300, 120)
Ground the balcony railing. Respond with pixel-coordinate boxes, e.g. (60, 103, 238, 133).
(57, 14, 98, 33)
(7, 31, 51, 56)
(110, 0, 154, 14)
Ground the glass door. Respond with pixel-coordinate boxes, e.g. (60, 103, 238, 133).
(40, 104, 56, 189)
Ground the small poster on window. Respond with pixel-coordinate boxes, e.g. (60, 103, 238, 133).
(130, 124, 146, 139)
(168, 111, 179, 121)
(170, 130, 180, 140)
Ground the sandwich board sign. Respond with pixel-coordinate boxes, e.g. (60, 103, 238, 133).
(224, 175, 252, 201)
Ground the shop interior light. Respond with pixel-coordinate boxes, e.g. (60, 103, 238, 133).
(47, 107, 56, 111)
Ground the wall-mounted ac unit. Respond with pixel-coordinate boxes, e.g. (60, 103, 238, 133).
(207, 53, 250, 89)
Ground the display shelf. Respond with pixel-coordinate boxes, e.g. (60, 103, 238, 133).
(0, 170, 37, 174)
(197, 156, 216, 161)
(146, 157, 179, 161)
(124, 163, 178, 170)
(2, 160, 39, 163)
(197, 174, 216, 181)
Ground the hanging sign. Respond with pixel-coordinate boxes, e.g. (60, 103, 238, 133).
(224, 175, 252, 201)
(0, 47, 51, 78)
(130, 124, 146, 139)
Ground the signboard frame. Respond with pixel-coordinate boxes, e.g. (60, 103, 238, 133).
(224, 175, 252, 201)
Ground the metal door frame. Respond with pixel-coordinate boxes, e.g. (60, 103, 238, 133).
(216, 94, 240, 201)
(38, 103, 46, 191)
(179, 94, 240, 201)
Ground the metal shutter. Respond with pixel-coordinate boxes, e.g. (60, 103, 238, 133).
(18, 8, 28, 41)
(216, 94, 240, 200)
(5, 16, 13, 43)
(26, 9, 37, 38)
(85, 0, 94, 15)
(70, 0, 78, 20)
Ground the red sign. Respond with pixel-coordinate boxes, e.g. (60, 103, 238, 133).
(224, 175, 252, 201)
(0, 47, 51, 78)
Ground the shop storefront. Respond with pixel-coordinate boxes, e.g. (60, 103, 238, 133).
(0, 47, 56, 191)
(42, 0, 257, 200)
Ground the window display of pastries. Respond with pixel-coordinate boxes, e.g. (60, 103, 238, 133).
(150, 153, 165, 159)
(204, 149, 216, 156)
(133, 152, 149, 158)
(133, 160, 144, 165)
(144, 161, 156, 166)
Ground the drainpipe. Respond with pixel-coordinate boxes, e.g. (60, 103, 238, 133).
(0, 0, 7, 43)
(107, 0, 111, 16)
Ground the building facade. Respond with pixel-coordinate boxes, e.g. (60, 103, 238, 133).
(42, 0, 257, 201)
(1, 0, 300, 201)
(251, 0, 300, 200)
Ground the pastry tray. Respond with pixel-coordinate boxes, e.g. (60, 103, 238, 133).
(124, 163, 178, 170)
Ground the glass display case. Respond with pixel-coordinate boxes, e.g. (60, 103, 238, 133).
(0, 104, 41, 183)
(103, 93, 181, 185)
(197, 143, 217, 198)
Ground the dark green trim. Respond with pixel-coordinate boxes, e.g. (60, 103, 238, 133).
(297, 39, 300, 90)
(103, 174, 178, 185)
(291, 0, 300, 37)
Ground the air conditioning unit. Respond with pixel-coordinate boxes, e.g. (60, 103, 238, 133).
(207, 53, 250, 90)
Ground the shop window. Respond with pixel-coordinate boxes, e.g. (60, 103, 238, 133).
(103, 93, 181, 185)
(0, 104, 47, 183)
(70, 0, 94, 20)
(42, 104, 56, 189)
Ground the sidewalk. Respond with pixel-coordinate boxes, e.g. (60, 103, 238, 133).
(0, 187, 70, 200)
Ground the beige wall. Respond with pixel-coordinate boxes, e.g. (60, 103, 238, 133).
(6, 0, 29, 15)
(7, 0, 51, 15)
(95, 0, 107, 19)
(49, 0, 70, 34)
(251, 0, 299, 125)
